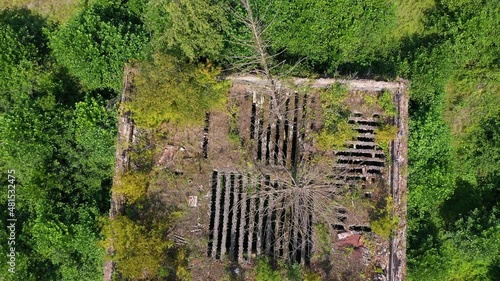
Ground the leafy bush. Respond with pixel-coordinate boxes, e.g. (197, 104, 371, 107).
(371, 196, 399, 239)
(316, 84, 357, 150)
(378, 90, 397, 118)
(114, 172, 149, 204)
(374, 124, 398, 153)
(127, 53, 229, 128)
(405, 1, 500, 279)
(316, 121, 357, 151)
(254, 257, 314, 281)
(0, 87, 115, 280)
(50, 2, 147, 91)
(0, 9, 52, 108)
(259, 0, 397, 72)
(0, 17, 115, 276)
(101, 216, 173, 279)
(144, 0, 227, 60)
(255, 258, 282, 281)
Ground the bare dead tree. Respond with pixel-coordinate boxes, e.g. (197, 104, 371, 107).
(228, 0, 306, 122)
(221, 0, 370, 265)
(224, 166, 362, 266)
(223, 121, 371, 263)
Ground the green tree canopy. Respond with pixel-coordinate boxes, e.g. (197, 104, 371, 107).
(144, 0, 226, 61)
(0, 8, 52, 109)
(143, 0, 227, 60)
(257, 0, 397, 73)
(50, 2, 148, 91)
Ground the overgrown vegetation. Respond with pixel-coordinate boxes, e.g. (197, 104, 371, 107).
(127, 54, 229, 128)
(255, 257, 321, 281)
(316, 84, 357, 150)
(50, 1, 147, 91)
(401, 1, 499, 280)
(143, 0, 228, 60)
(0, 7, 116, 280)
(102, 216, 173, 279)
(374, 124, 398, 153)
(259, 0, 397, 75)
(371, 195, 399, 239)
(0, 0, 498, 280)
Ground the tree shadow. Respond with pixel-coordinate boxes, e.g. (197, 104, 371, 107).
(407, 208, 441, 260)
(439, 176, 499, 230)
(0, 8, 53, 59)
(268, 49, 399, 81)
(439, 179, 480, 227)
(487, 256, 500, 280)
(49, 66, 85, 106)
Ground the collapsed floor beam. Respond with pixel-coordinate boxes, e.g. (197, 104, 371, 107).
(220, 173, 231, 258)
(238, 176, 248, 263)
(210, 171, 222, 258)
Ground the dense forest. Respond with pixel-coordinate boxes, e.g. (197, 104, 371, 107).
(0, 0, 498, 280)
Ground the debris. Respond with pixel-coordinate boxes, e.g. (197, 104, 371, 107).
(188, 195, 198, 207)
(335, 234, 364, 248)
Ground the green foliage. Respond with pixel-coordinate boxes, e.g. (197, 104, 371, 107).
(405, 1, 500, 279)
(316, 84, 357, 150)
(374, 124, 398, 153)
(444, 70, 500, 182)
(259, 0, 397, 72)
(320, 84, 350, 125)
(0, 90, 114, 280)
(228, 104, 241, 146)
(2, 0, 499, 279)
(102, 216, 173, 279)
(27, 218, 105, 281)
(144, 0, 227, 60)
(409, 207, 499, 281)
(172, 247, 191, 281)
(0, 9, 52, 109)
(67, 96, 117, 201)
(314, 223, 331, 256)
(408, 98, 455, 212)
(218, 0, 254, 68)
(114, 172, 149, 204)
(371, 196, 399, 239)
(392, 0, 435, 38)
(255, 258, 280, 281)
(303, 271, 322, 281)
(101, 195, 186, 280)
(316, 121, 357, 151)
(379, 90, 397, 118)
(254, 257, 312, 281)
(128, 129, 157, 172)
(0, 10, 116, 279)
(0, 0, 84, 23)
(286, 263, 302, 281)
(50, 2, 147, 91)
(128, 53, 229, 128)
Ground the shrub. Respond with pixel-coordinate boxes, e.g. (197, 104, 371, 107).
(255, 258, 281, 281)
(101, 216, 173, 279)
(379, 90, 397, 118)
(316, 84, 357, 150)
(50, 2, 147, 91)
(374, 124, 398, 153)
(144, 0, 227, 60)
(260, 0, 397, 72)
(114, 172, 149, 204)
(371, 195, 399, 239)
(127, 53, 229, 128)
